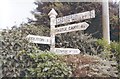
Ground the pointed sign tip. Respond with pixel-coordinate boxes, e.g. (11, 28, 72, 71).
(48, 8, 58, 16)
(84, 22, 89, 27)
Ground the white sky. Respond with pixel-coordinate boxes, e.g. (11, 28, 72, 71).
(0, 0, 36, 29)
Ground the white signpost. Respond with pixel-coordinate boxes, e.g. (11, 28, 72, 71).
(56, 10, 95, 25)
(55, 22, 89, 34)
(26, 8, 95, 55)
(26, 35, 50, 44)
(54, 48, 80, 55)
(48, 9, 58, 52)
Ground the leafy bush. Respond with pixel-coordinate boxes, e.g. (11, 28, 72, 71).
(110, 42, 120, 54)
(1, 24, 119, 77)
(110, 42, 120, 77)
(56, 32, 102, 55)
(96, 39, 120, 77)
(61, 54, 118, 77)
(96, 39, 115, 61)
(0, 25, 72, 77)
(0, 24, 49, 77)
(97, 38, 111, 51)
(27, 51, 72, 77)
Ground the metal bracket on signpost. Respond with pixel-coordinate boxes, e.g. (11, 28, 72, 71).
(48, 8, 58, 52)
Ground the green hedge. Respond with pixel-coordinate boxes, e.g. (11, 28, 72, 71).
(27, 51, 72, 77)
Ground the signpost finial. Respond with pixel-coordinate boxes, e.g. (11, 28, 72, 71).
(48, 8, 58, 16)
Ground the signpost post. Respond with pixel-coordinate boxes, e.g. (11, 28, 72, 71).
(48, 8, 58, 52)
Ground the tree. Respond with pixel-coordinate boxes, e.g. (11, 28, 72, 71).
(29, 1, 119, 41)
(109, 2, 119, 41)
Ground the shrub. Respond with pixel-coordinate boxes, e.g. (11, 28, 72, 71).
(96, 39, 120, 77)
(27, 51, 72, 77)
(1, 24, 119, 77)
(61, 54, 118, 77)
(0, 24, 49, 77)
(110, 42, 120, 77)
(0, 25, 72, 77)
(97, 38, 111, 51)
(56, 32, 102, 55)
(96, 39, 115, 60)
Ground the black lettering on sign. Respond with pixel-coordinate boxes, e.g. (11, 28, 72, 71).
(67, 15, 72, 22)
(35, 37, 39, 41)
(41, 38, 44, 41)
(56, 27, 67, 33)
(57, 18, 64, 25)
(46, 39, 48, 42)
(68, 25, 78, 30)
(69, 50, 72, 53)
(84, 14, 87, 19)
(30, 37, 35, 40)
(35, 38, 44, 41)
(56, 49, 68, 53)
(81, 25, 85, 28)
(82, 15, 85, 20)
(74, 14, 78, 21)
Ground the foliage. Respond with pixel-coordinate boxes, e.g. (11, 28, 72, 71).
(97, 38, 110, 50)
(0, 24, 72, 77)
(96, 38, 120, 60)
(30, 1, 119, 41)
(110, 42, 120, 77)
(56, 32, 102, 55)
(96, 39, 115, 60)
(110, 42, 120, 54)
(0, 24, 50, 77)
(27, 51, 72, 77)
(31, 2, 102, 28)
(96, 39, 120, 77)
(1, 24, 119, 77)
(61, 54, 118, 77)
(109, 3, 119, 41)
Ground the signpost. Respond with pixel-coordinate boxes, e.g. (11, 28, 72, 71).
(55, 22, 89, 34)
(56, 10, 95, 25)
(54, 48, 80, 55)
(48, 8, 58, 52)
(26, 8, 95, 55)
(26, 35, 50, 44)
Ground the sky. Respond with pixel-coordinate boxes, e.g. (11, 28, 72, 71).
(0, 0, 36, 29)
(0, 0, 119, 29)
